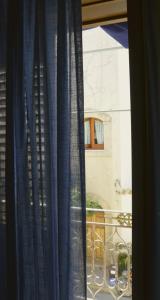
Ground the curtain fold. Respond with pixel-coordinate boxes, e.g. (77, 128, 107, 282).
(0, 1, 7, 299)
(128, 0, 160, 299)
(0, 0, 86, 299)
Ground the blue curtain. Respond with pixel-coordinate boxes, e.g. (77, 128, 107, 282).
(0, 0, 86, 299)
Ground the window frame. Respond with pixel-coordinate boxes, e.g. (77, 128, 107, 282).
(85, 117, 104, 150)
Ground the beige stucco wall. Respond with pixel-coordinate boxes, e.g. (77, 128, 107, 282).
(83, 27, 132, 213)
(85, 112, 116, 210)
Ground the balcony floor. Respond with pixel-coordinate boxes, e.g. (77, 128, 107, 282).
(88, 292, 131, 300)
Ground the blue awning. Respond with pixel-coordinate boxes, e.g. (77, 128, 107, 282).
(101, 23, 128, 49)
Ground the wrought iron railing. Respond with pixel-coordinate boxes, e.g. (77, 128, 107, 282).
(86, 208, 132, 300)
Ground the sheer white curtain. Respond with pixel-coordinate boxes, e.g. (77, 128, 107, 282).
(94, 120, 104, 144)
(85, 120, 90, 144)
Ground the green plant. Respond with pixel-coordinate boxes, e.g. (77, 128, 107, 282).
(86, 194, 102, 216)
(71, 190, 102, 215)
(118, 252, 128, 276)
(86, 194, 102, 209)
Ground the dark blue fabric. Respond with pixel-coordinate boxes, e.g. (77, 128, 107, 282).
(0, 0, 86, 299)
(102, 23, 128, 48)
(128, 0, 160, 299)
(0, 1, 7, 298)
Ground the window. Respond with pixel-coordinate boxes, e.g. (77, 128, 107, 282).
(85, 118, 104, 149)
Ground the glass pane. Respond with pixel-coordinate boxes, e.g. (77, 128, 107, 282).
(94, 120, 104, 144)
(83, 26, 132, 300)
(85, 120, 90, 145)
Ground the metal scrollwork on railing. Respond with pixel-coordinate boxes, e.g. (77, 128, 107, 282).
(86, 208, 132, 300)
(116, 213, 132, 227)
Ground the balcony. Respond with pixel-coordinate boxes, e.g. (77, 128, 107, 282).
(86, 208, 132, 300)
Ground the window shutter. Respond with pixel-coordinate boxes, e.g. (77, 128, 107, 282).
(0, 66, 47, 225)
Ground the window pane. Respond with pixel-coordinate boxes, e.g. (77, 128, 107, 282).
(83, 26, 132, 300)
(85, 120, 90, 145)
(94, 120, 104, 144)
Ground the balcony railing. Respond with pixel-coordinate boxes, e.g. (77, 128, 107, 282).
(86, 208, 132, 300)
